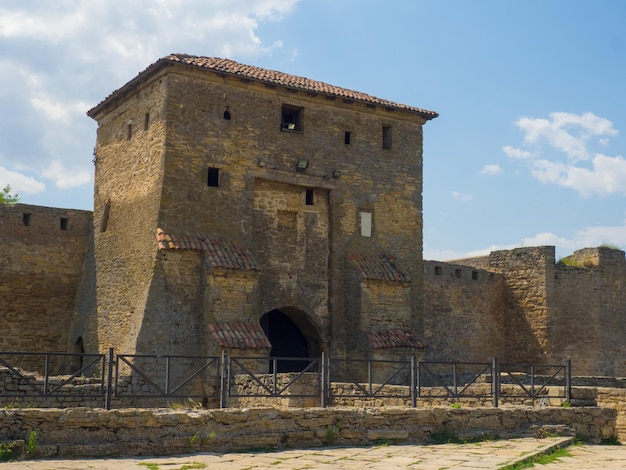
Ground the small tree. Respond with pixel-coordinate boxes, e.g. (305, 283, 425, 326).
(0, 185, 20, 205)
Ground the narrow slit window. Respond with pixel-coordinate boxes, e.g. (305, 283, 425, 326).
(207, 167, 220, 187)
(144, 112, 149, 131)
(344, 131, 352, 145)
(382, 126, 392, 149)
(60, 217, 69, 231)
(100, 200, 111, 233)
(281, 104, 303, 131)
(359, 211, 372, 237)
(305, 189, 314, 206)
(23, 213, 31, 226)
(126, 123, 132, 140)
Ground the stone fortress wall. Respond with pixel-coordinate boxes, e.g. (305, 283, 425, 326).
(2, 200, 626, 378)
(424, 245, 626, 377)
(0, 204, 93, 371)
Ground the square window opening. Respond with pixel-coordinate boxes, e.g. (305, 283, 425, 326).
(434, 266, 442, 275)
(281, 104, 303, 131)
(305, 189, 314, 205)
(382, 126, 392, 149)
(60, 217, 69, 231)
(207, 167, 220, 187)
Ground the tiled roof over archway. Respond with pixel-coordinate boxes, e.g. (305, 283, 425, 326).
(366, 328, 426, 350)
(348, 251, 411, 282)
(208, 322, 271, 349)
(156, 229, 259, 271)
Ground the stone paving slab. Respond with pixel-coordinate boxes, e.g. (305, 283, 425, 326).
(0, 437, 623, 469)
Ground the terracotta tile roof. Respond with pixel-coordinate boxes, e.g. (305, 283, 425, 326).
(156, 229, 259, 271)
(88, 54, 438, 120)
(348, 251, 411, 282)
(366, 329, 427, 350)
(208, 322, 271, 349)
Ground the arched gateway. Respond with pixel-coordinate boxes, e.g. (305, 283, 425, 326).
(260, 307, 321, 373)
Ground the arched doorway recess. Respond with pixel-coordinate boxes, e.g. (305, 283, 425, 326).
(260, 307, 321, 373)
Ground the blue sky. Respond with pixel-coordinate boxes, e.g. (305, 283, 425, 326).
(1, 0, 626, 261)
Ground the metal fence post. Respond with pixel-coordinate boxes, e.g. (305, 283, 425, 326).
(105, 348, 114, 410)
(321, 352, 327, 408)
(220, 350, 228, 408)
(43, 353, 50, 398)
(410, 355, 417, 408)
(492, 357, 499, 408)
(452, 362, 458, 399)
(164, 356, 171, 396)
(416, 360, 421, 398)
(566, 359, 572, 402)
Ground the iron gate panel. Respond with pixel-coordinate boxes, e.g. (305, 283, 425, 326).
(417, 361, 493, 400)
(0, 351, 106, 399)
(329, 358, 414, 401)
(114, 354, 221, 399)
(225, 355, 321, 401)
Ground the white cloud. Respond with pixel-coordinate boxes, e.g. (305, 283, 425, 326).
(502, 145, 532, 159)
(479, 164, 502, 176)
(0, 166, 46, 195)
(31, 95, 90, 124)
(516, 112, 617, 162)
(521, 223, 626, 259)
(0, 1, 298, 207)
(426, 221, 626, 263)
(505, 112, 625, 197)
(531, 154, 626, 197)
(41, 160, 92, 189)
(452, 191, 472, 202)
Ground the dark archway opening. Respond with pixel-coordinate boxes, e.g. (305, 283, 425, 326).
(260, 309, 310, 372)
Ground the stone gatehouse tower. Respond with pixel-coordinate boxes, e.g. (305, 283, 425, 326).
(86, 54, 437, 368)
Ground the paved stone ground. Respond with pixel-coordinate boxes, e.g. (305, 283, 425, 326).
(1, 437, 625, 469)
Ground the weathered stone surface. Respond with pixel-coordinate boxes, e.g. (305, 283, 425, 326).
(0, 406, 616, 458)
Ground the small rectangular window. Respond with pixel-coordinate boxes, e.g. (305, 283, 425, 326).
(23, 213, 31, 226)
(60, 217, 69, 230)
(207, 167, 220, 187)
(281, 104, 303, 131)
(360, 211, 372, 237)
(472, 270, 479, 280)
(434, 266, 442, 275)
(382, 126, 392, 149)
(454, 268, 462, 278)
(344, 131, 352, 145)
(305, 189, 314, 206)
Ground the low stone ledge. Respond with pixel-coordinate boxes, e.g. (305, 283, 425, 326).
(0, 406, 617, 458)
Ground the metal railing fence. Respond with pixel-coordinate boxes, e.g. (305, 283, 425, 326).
(0, 350, 571, 409)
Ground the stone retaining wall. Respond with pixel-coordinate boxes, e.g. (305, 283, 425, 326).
(572, 387, 626, 441)
(0, 406, 616, 459)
